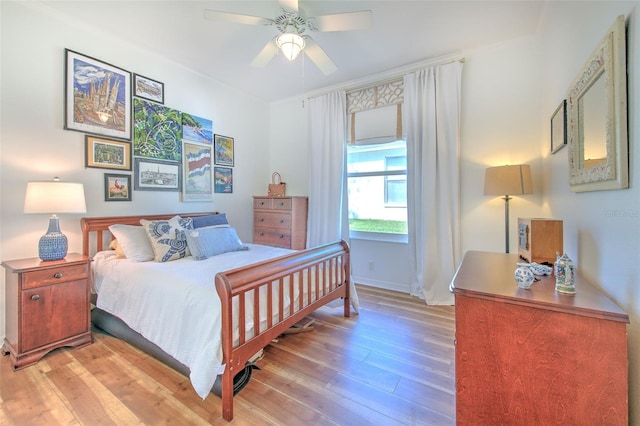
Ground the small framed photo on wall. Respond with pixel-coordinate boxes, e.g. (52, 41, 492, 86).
(214, 134, 234, 166)
(214, 166, 233, 193)
(551, 99, 567, 154)
(85, 135, 132, 170)
(104, 173, 131, 201)
(133, 73, 164, 104)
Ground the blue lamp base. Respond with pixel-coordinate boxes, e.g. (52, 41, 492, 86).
(38, 216, 68, 261)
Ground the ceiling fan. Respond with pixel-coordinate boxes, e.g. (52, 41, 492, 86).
(203, 0, 372, 75)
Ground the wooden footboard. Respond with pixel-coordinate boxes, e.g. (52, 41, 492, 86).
(215, 240, 350, 421)
(81, 213, 350, 422)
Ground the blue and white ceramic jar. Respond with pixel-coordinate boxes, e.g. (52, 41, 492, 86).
(514, 266, 535, 289)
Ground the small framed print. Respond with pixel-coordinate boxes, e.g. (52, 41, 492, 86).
(134, 157, 181, 191)
(104, 173, 131, 201)
(85, 135, 132, 170)
(214, 134, 234, 166)
(551, 99, 567, 154)
(133, 73, 164, 104)
(214, 166, 233, 193)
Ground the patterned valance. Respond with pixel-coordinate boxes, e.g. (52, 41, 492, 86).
(346, 79, 404, 114)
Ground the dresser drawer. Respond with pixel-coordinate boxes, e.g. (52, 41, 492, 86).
(22, 264, 89, 290)
(254, 228, 292, 248)
(253, 197, 292, 211)
(254, 212, 291, 229)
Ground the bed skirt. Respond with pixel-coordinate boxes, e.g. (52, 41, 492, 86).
(90, 307, 258, 397)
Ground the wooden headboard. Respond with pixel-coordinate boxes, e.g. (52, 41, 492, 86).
(81, 212, 219, 256)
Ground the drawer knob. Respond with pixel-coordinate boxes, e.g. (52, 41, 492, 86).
(259, 218, 264, 222)
(260, 232, 265, 236)
(31, 294, 40, 301)
(279, 202, 284, 206)
(280, 235, 285, 239)
(53, 272, 63, 279)
(280, 219, 284, 223)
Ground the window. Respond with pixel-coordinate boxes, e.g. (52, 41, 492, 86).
(347, 140, 407, 236)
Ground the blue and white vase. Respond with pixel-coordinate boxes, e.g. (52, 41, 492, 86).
(514, 266, 535, 289)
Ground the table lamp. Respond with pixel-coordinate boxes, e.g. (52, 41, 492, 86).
(484, 164, 533, 253)
(23, 177, 87, 261)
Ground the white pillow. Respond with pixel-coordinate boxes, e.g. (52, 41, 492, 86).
(186, 226, 248, 260)
(108, 224, 155, 262)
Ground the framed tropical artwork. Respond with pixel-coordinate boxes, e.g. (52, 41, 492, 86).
(133, 98, 182, 161)
(104, 173, 131, 201)
(183, 113, 213, 144)
(214, 134, 234, 166)
(214, 166, 233, 193)
(64, 49, 132, 140)
(182, 141, 213, 201)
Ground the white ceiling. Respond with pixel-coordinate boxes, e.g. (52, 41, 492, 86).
(39, 0, 546, 103)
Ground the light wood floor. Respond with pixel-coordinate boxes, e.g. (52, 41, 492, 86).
(0, 285, 456, 425)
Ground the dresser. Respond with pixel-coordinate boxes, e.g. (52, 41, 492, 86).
(253, 196, 308, 249)
(450, 251, 628, 425)
(2, 253, 93, 370)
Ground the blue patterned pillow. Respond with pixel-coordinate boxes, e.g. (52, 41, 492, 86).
(186, 226, 249, 260)
(140, 216, 193, 262)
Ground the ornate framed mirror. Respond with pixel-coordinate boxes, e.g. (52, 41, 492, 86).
(567, 15, 628, 192)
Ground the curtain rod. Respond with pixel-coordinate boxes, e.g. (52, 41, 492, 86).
(304, 55, 465, 101)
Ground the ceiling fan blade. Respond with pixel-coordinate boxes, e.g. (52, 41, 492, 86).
(203, 9, 273, 26)
(251, 39, 279, 68)
(278, 0, 298, 13)
(310, 10, 373, 32)
(303, 37, 337, 75)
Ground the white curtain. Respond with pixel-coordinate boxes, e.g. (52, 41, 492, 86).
(404, 61, 463, 305)
(307, 90, 359, 312)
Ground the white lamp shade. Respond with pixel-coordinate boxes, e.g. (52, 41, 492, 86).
(24, 181, 87, 214)
(484, 165, 533, 196)
(276, 33, 305, 61)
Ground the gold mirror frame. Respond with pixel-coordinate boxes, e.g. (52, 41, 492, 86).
(567, 15, 628, 192)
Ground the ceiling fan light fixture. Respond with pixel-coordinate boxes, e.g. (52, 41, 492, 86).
(276, 32, 305, 61)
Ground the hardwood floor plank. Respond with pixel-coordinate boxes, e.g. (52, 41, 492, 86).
(0, 285, 456, 425)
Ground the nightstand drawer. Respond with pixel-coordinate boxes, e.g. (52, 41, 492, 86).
(254, 228, 292, 248)
(254, 212, 291, 229)
(22, 264, 89, 289)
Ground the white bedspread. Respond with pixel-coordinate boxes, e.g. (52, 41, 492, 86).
(92, 244, 293, 399)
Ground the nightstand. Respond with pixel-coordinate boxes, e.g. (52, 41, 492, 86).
(2, 253, 93, 370)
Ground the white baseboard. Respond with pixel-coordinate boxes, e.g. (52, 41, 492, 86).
(352, 275, 409, 293)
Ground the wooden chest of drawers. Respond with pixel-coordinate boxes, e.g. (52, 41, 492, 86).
(2, 253, 93, 370)
(253, 196, 308, 249)
(450, 251, 629, 425)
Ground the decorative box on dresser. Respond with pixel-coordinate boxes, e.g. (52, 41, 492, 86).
(450, 251, 629, 425)
(253, 196, 308, 249)
(2, 253, 92, 370)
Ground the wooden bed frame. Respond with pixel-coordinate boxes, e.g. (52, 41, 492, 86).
(81, 212, 350, 421)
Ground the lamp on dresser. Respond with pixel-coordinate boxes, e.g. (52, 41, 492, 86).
(484, 164, 533, 253)
(23, 177, 87, 261)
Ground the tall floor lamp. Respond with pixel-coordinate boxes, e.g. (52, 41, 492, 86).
(484, 165, 533, 253)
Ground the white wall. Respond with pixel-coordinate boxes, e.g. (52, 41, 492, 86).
(0, 1, 270, 338)
(269, 2, 640, 422)
(539, 2, 640, 422)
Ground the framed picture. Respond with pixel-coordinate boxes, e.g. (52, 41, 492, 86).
(133, 73, 164, 104)
(85, 135, 132, 170)
(182, 141, 213, 202)
(134, 157, 181, 192)
(104, 173, 131, 201)
(133, 98, 182, 161)
(183, 112, 213, 144)
(551, 99, 567, 154)
(65, 49, 132, 140)
(214, 166, 233, 193)
(214, 134, 234, 166)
